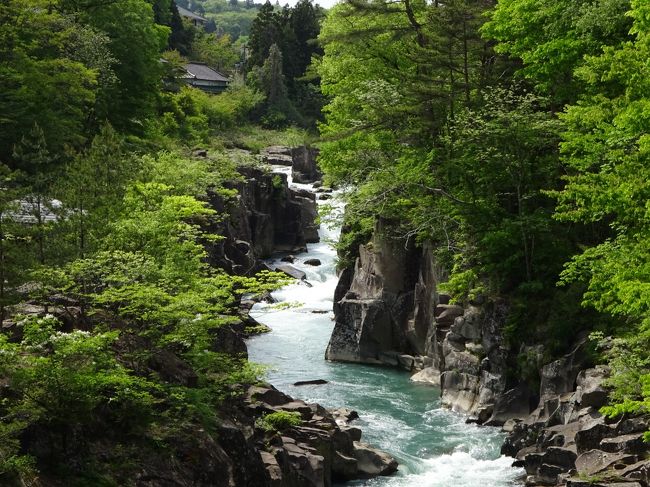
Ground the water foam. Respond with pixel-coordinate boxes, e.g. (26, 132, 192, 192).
(247, 169, 524, 487)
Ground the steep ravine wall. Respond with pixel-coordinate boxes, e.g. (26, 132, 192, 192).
(325, 219, 444, 369)
(326, 225, 650, 487)
(202, 148, 398, 487)
(204, 163, 319, 276)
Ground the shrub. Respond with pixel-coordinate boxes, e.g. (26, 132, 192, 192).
(256, 411, 302, 432)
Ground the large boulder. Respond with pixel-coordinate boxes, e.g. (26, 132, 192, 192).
(275, 264, 307, 281)
(539, 338, 590, 403)
(292, 189, 320, 244)
(575, 366, 610, 409)
(291, 146, 322, 184)
(326, 222, 422, 363)
(218, 421, 269, 486)
(486, 382, 533, 426)
(353, 442, 398, 477)
(263, 146, 293, 166)
(575, 449, 639, 477)
(410, 366, 441, 386)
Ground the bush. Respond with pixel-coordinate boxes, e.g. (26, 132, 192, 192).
(256, 411, 302, 432)
(154, 85, 264, 144)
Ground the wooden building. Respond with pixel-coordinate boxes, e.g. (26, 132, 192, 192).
(183, 62, 230, 93)
(177, 5, 207, 27)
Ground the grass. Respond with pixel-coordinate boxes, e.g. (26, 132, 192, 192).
(214, 125, 315, 153)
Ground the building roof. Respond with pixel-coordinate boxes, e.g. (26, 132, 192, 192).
(184, 62, 229, 82)
(177, 5, 207, 23)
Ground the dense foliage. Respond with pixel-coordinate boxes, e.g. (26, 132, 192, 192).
(247, 0, 325, 126)
(0, 0, 298, 483)
(2, 0, 650, 480)
(317, 0, 649, 420)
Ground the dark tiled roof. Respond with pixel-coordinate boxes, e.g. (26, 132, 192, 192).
(177, 5, 207, 22)
(185, 62, 229, 82)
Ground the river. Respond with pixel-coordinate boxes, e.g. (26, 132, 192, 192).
(247, 168, 523, 487)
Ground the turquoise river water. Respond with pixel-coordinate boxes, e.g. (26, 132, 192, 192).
(248, 168, 524, 487)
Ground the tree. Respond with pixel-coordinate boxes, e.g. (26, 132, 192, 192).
(191, 32, 240, 73)
(247, 1, 281, 68)
(12, 124, 58, 265)
(552, 0, 650, 419)
(254, 43, 299, 126)
(317, 0, 494, 184)
(169, 0, 197, 54)
(286, 0, 320, 82)
(437, 89, 564, 292)
(0, 0, 96, 162)
(0, 166, 30, 320)
(482, 0, 633, 106)
(60, 0, 170, 131)
(60, 124, 130, 259)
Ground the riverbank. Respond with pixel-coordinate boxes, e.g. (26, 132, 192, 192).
(247, 164, 524, 486)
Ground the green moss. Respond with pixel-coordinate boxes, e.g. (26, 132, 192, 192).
(244, 323, 272, 335)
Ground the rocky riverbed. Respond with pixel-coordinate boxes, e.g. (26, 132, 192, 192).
(325, 217, 650, 487)
(197, 143, 649, 487)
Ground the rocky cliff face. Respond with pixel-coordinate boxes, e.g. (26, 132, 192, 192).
(328, 224, 650, 487)
(291, 146, 321, 184)
(205, 163, 319, 275)
(325, 220, 428, 364)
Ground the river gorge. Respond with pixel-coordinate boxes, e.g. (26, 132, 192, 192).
(247, 167, 524, 486)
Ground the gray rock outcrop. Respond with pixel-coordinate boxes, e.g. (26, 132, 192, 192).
(262, 146, 293, 166)
(325, 221, 427, 363)
(206, 165, 319, 275)
(291, 146, 322, 184)
(438, 302, 511, 421)
(247, 385, 398, 485)
(502, 362, 650, 487)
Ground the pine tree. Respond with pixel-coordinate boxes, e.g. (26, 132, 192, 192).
(0, 165, 29, 320)
(256, 43, 299, 126)
(61, 124, 127, 258)
(247, 1, 281, 68)
(12, 123, 56, 265)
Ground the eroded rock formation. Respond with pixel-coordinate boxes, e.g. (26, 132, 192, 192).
(247, 385, 398, 485)
(327, 222, 650, 487)
(205, 165, 319, 275)
(291, 146, 321, 184)
(325, 220, 433, 364)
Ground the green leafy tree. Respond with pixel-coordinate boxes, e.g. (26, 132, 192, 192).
(483, 0, 633, 105)
(60, 124, 131, 258)
(552, 0, 650, 418)
(60, 0, 170, 131)
(169, 1, 197, 54)
(0, 316, 157, 476)
(0, 0, 96, 162)
(191, 32, 240, 73)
